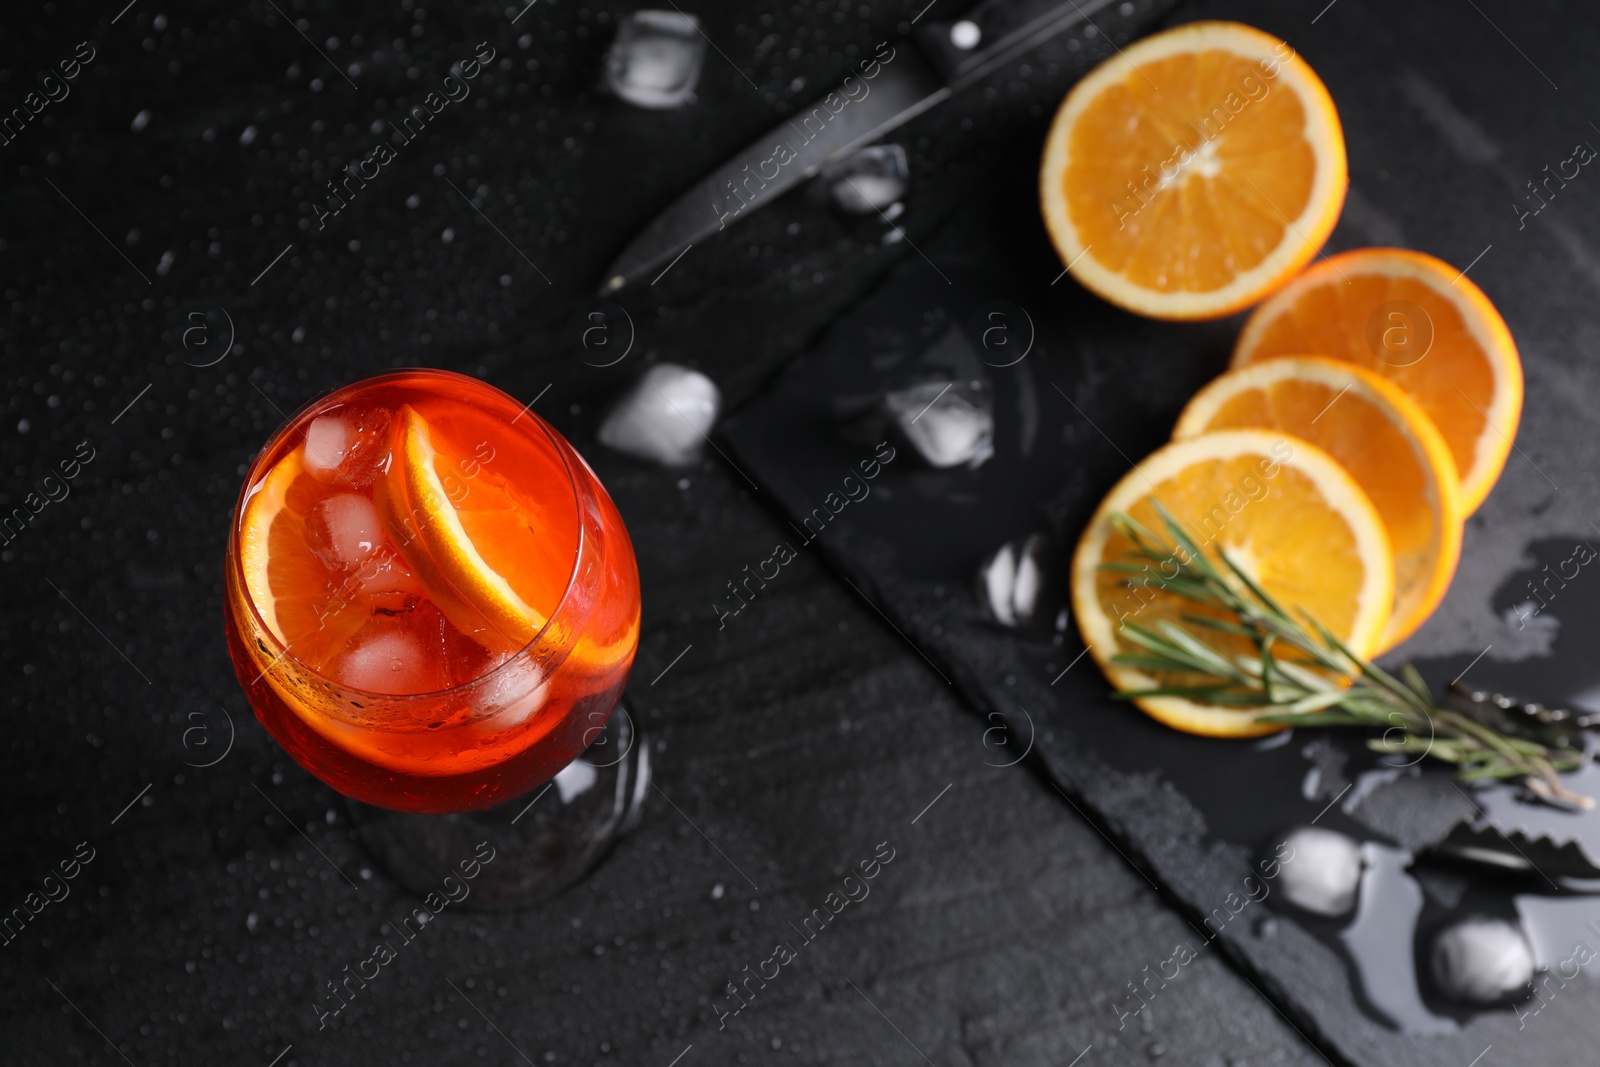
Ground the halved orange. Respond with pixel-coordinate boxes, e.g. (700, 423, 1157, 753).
(1071, 430, 1393, 738)
(1040, 21, 1347, 319)
(1172, 358, 1463, 651)
(239, 446, 376, 669)
(1232, 247, 1522, 513)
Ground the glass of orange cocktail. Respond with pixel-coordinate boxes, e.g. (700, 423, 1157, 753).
(223, 369, 646, 904)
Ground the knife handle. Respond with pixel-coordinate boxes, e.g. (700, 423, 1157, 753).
(913, 0, 1133, 88)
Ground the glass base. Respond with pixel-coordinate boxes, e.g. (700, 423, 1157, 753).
(348, 705, 650, 909)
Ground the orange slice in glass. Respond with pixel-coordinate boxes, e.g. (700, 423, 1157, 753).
(1231, 247, 1523, 514)
(376, 403, 581, 657)
(239, 447, 378, 670)
(1040, 21, 1347, 319)
(1172, 357, 1463, 652)
(1071, 429, 1393, 738)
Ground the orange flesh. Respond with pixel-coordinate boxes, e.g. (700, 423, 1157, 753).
(1065, 50, 1317, 293)
(1094, 456, 1371, 678)
(1178, 361, 1464, 650)
(1073, 430, 1394, 738)
(1206, 385, 1434, 591)
(261, 452, 373, 671)
(1235, 270, 1499, 491)
(407, 397, 578, 619)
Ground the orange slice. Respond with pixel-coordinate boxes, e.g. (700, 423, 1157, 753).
(1172, 358, 1463, 651)
(1071, 430, 1393, 738)
(239, 447, 378, 669)
(1040, 21, 1347, 319)
(1231, 247, 1523, 513)
(375, 403, 579, 655)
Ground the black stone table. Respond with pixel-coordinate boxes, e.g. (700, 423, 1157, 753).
(1, 0, 1587, 1065)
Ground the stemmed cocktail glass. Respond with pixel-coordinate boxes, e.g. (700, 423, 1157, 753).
(223, 369, 647, 906)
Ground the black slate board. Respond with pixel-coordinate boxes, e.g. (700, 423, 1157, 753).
(723, 3, 1600, 1063)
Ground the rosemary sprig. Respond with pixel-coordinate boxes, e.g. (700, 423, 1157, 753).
(1102, 503, 1593, 809)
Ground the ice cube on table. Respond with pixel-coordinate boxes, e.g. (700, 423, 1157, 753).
(598, 363, 722, 467)
(1430, 917, 1534, 1004)
(980, 542, 1019, 626)
(1274, 826, 1364, 918)
(555, 759, 600, 802)
(884, 381, 993, 469)
(977, 534, 1061, 629)
(603, 10, 707, 109)
(824, 144, 909, 215)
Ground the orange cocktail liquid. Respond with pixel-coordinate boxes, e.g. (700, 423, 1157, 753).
(223, 370, 640, 813)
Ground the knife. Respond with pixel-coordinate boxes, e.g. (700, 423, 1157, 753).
(599, 0, 1177, 292)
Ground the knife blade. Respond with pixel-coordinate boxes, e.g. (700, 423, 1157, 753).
(599, 0, 1175, 292)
